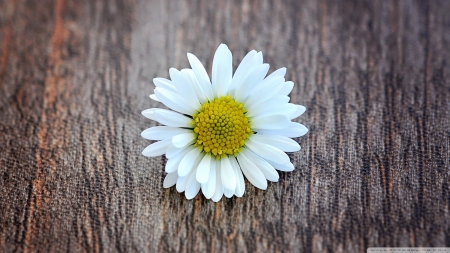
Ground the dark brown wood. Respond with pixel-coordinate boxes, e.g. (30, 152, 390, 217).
(0, 0, 449, 252)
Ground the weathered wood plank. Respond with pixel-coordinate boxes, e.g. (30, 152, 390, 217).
(0, 0, 449, 252)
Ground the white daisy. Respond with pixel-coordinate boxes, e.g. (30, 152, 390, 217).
(142, 44, 308, 202)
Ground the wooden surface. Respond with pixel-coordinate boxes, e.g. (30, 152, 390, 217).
(1, 0, 449, 252)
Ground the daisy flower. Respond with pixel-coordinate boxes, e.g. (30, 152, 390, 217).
(141, 44, 308, 202)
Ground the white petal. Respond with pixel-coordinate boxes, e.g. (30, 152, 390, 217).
(236, 152, 267, 190)
(181, 68, 208, 103)
(211, 160, 224, 202)
(169, 68, 201, 109)
(255, 51, 263, 64)
(172, 133, 195, 148)
(229, 157, 245, 197)
(178, 148, 202, 177)
(257, 122, 308, 138)
(187, 53, 214, 101)
(224, 188, 234, 198)
(220, 156, 237, 191)
(185, 170, 201, 200)
(196, 154, 212, 184)
(227, 50, 258, 95)
(141, 108, 158, 118)
(267, 160, 295, 172)
(242, 149, 279, 182)
(246, 95, 290, 116)
(142, 139, 171, 157)
(165, 146, 194, 173)
(201, 161, 216, 199)
(153, 78, 177, 92)
(245, 138, 290, 164)
(244, 76, 285, 109)
(141, 126, 191, 140)
(251, 114, 291, 130)
(149, 94, 160, 102)
(176, 174, 189, 192)
(247, 103, 297, 118)
(266, 67, 286, 78)
(212, 44, 233, 97)
(163, 172, 178, 188)
(250, 134, 300, 152)
(234, 63, 270, 103)
(166, 143, 185, 159)
(275, 81, 294, 96)
(154, 87, 196, 115)
(290, 105, 306, 119)
(142, 108, 192, 127)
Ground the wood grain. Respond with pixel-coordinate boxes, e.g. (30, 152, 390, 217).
(0, 0, 449, 252)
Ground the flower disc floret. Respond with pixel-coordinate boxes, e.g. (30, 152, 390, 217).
(192, 95, 252, 159)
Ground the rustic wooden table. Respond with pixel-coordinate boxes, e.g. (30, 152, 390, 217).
(1, 0, 449, 252)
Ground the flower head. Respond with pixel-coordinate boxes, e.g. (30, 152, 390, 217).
(142, 44, 308, 201)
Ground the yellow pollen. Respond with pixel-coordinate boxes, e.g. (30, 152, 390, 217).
(192, 95, 252, 159)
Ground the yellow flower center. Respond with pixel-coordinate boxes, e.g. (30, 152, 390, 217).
(192, 95, 252, 159)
